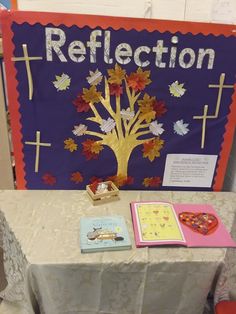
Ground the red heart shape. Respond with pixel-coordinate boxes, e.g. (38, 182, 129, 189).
(179, 212, 218, 235)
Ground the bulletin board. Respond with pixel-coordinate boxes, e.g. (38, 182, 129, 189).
(1, 10, 236, 190)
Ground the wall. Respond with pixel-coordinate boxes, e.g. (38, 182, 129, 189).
(16, 0, 236, 23)
(0, 62, 14, 190)
(7, 0, 236, 191)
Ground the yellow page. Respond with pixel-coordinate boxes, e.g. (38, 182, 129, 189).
(137, 203, 184, 241)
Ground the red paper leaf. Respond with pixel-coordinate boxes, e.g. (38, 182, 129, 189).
(109, 83, 123, 96)
(73, 94, 90, 113)
(153, 99, 167, 118)
(42, 173, 56, 186)
(149, 177, 162, 187)
(89, 181, 99, 194)
(82, 139, 103, 160)
(127, 68, 151, 92)
(90, 176, 103, 184)
(143, 176, 162, 187)
(70, 171, 83, 184)
(125, 176, 134, 185)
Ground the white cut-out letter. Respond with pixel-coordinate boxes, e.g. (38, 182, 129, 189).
(197, 49, 215, 69)
(152, 40, 168, 68)
(179, 48, 196, 69)
(134, 46, 150, 67)
(46, 27, 67, 62)
(68, 41, 86, 63)
(115, 43, 132, 65)
(104, 30, 113, 64)
(87, 30, 102, 63)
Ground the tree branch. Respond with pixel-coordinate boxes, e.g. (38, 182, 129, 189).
(125, 109, 141, 135)
(85, 130, 105, 140)
(102, 76, 110, 102)
(125, 79, 141, 111)
(99, 77, 116, 118)
(86, 104, 103, 125)
(124, 119, 129, 135)
(114, 95, 124, 139)
(131, 111, 155, 134)
(112, 128, 118, 139)
(116, 94, 121, 114)
(136, 137, 155, 145)
(135, 130, 151, 138)
(137, 123, 150, 129)
(100, 131, 118, 146)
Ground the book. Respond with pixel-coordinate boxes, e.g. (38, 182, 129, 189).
(80, 215, 131, 253)
(130, 201, 236, 248)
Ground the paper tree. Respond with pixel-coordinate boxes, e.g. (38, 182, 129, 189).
(71, 65, 167, 185)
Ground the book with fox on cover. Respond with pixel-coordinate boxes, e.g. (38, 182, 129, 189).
(80, 215, 131, 253)
(130, 201, 236, 248)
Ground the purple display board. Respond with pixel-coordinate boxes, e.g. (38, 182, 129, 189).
(2, 11, 236, 190)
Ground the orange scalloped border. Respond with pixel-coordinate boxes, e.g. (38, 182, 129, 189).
(1, 10, 236, 190)
(213, 83, 236, 191)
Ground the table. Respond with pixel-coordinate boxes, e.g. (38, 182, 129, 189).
(0, 190, 235, 314)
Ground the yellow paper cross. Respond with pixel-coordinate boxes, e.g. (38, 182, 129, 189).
(193, 73, 234, 149)
(25, 131, 51, 173)
(12, 44, 43, 100)
(208, 73, 234, 118)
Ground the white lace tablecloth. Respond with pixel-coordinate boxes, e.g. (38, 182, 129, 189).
(0, 190, 235, 314)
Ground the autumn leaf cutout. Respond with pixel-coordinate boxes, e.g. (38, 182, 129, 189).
(64, 138, 78, 152)
(86, 69, 103, 86)
(173, 120, 190, 136)
(70, 65, 167, 181)
(169, 81, 186, 97)
(142, 138, 164, 162)
(53, 73, 71, 91)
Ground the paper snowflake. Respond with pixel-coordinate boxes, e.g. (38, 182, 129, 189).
(72, 124, 87, 136)
(173, 120, 189, 136)
(169, 81, 186, 97)
(86, 69, 103, 86)
(149, 121, 165, 136)
(120, 108, 135, 120)
(53, 73, 71, 91)
(100, 118, 116, 133)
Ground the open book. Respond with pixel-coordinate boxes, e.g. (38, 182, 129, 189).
(130, 201, 236, 248)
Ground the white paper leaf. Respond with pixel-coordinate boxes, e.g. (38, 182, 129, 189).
(86, 69, 103, 86)
(100, 118, 116, 133)
(72, 124, 87, 136)
(53, 73, 71, 91)
(121, 108, 135, 121)
(149, 121, 164, 136)
(173, 120, 189, 136)
(169, 81, 186, 97)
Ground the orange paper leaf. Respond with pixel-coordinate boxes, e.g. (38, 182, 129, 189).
(82, 86, 101, 104)
(127, 67, 151, 92)
(107, 64, 126, 85)
(82, 139, 103, 160)
(70, 171, 83, 184)
(64, 138, 78, 152)
(142, 138, 164, 161)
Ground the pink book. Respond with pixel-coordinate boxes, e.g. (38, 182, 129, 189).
(130, 201, 236, 248)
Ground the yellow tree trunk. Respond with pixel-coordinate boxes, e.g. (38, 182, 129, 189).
(111, 138, 136, 178)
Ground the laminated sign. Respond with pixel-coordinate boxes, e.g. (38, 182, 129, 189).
(2, 11, 236, 190)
